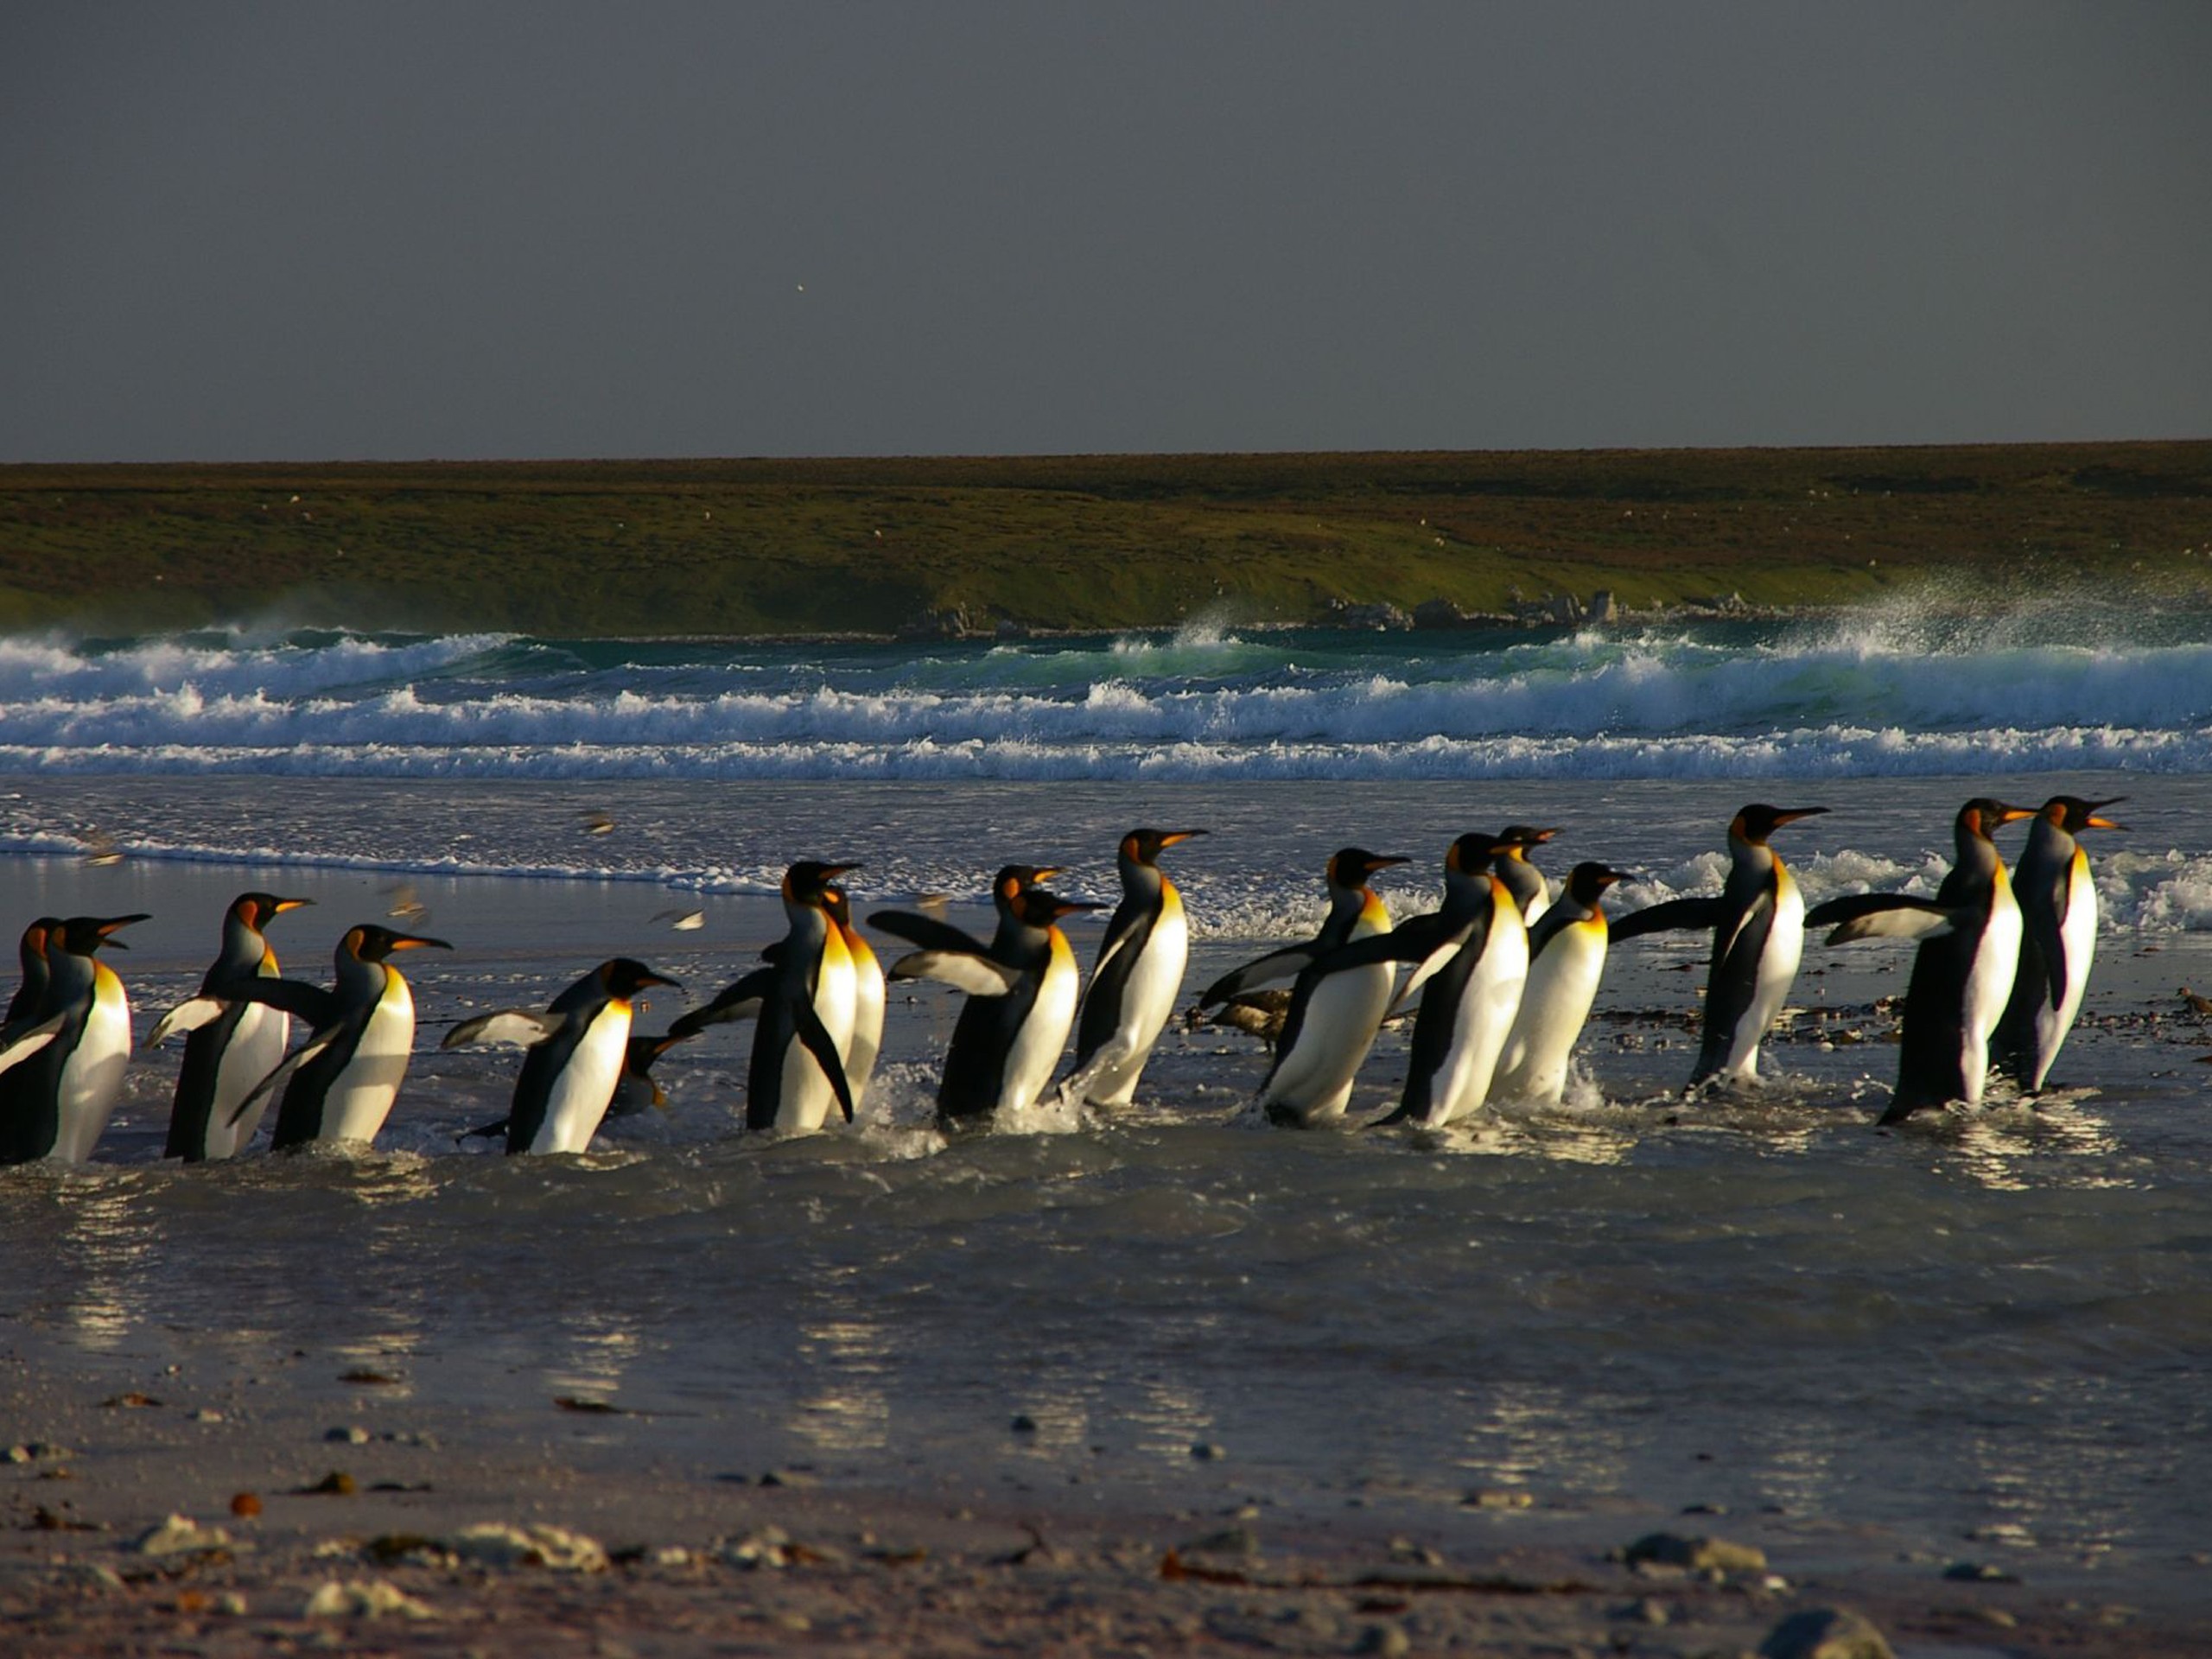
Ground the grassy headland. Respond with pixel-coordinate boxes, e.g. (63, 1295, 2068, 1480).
(2, 442, 2207, 636)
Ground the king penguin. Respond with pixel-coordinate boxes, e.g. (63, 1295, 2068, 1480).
(823, 884, 885, 1111)
(1196, 847, 1408, 1128)
(1991, 795, 2124, 1093)
(0, 914, 147, 1166)
(4, 917, 58, 1026)
(220, 923, 452, 1149)
(1066, 828, 1205, 1108)
(1492, 861, 1628, 1105)
(1611, 804, 1828, 1087)
(871, 866, 1103, 1126)
(1297, 832, 1530, 1129)
(670, 861, 859, 1134)
(1808, 798, 2035, 1123)
(442, 957, 679, 1153)
(148, 892, 313, 1161)
(1496, 825, 1561, 924)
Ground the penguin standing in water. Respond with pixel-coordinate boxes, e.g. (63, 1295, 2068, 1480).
(823, 885, 885, 1111)
(0, 914, 147, 1165)
(670, 861, 858, 1134)
(871, 866, 1103, 1126)
(1492, 862, 1629, 1105)
(442, 958, 679, 1153)
(221, 923, 451, 1149)
(1496, 825, 1561, 924)
(1196, 847, 1408, 1127)
(1066, 828, 1205, 1108)
(147, 893, 313, 1161)
(1294, 832, 1530, 1129)
(1992, 796, 2124, 1093)
(1611, 804, 1828, 1087)
(1808, 798, 2035, 1123)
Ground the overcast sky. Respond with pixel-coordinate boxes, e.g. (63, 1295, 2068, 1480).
(4, 3, 2209, 461)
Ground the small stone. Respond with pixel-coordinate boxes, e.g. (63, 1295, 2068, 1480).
(190, 1408, 226, 1424)
(1625, 1530, 1768, 1573)
(215, 1592, 249, 1617)
(326, 1426, 369, 1445)
(1188, 1441, 1226, 1461)
(63, 1561, 127, 1592)
(760, 1467, 820, 1488)
(1757, 1605, 1895, 1659)
(136, 1514, 234, 1558)
(1010, 1414, 1039, 1433)
(1942, 1560, 2019, 1583)
(1356, 1624, 1412, 1657)
(650, 1545, 692, 1567)
(1971, 1606, 2019, 1629)
(1179, 1526, 1259, 1557)
(306, 1471, 357, 1496)
(1464, 1488, 1534, 1510)
(302, 1579, 436, 1619)
(4, 1445, 29, 1464)
(229, 1492, 262, 1517)
(444, 1522, 607, 1573)
(720, 1527, 794, 1569)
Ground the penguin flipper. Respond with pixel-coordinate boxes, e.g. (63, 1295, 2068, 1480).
(442, 1009, 564, 1049)
(668, 969, 777, 1039)
(1806, 893, 1956, 944)
(1199, 945, 1319, 1007)
(227, 1030, 340, 1126)
(868, 910, 988, 956)
(0, 1013, 65, 1078)
(886, 950, 1020, 995)
(1610, 897, 1728, 941)
(792, 1001, 856, 1123)
(148, 996, 230, 1046)
(216, 975, 342, 1027)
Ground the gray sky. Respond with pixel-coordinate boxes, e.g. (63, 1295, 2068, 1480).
(4, 3, 2209, 461)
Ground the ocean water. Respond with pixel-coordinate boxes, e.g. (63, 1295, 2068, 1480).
(4, 607, 2212, 1608)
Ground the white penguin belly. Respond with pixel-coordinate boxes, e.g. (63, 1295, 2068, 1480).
(56, 972, 131, 1164)
(1428, 910, 1529, 1126)
(779, 943, 859, 1132)
(845, 956, 885, 1109)
(1084, 902, 1188, 1107)
(2038, 860, 2098, 1085)
(205, 1001, 287, 1160)
(1495, 923, 1605, 1104)
(531, 1005, 631, 1154)
(1003, 938, 1082, 1113)
(322, 978, 415, 1144)
(1960, 885, 2023, 1104)
(1262, 960, 1393, 1124)
(1722, 875, 1805, 1080)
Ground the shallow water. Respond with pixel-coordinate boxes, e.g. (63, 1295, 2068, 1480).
(5, 768, 2212, 1608)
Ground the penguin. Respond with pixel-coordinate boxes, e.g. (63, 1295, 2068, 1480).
(442, 958, 679, 1153)
(607, 1031, 688, 1117)
(1197, 847, 1408, 1127)
(1496, 825, 1561, 924)
(1295, 832, 1531, 1128)
(219, 924, 452, 1149)
(670, 861, 859, 1134)
(823, 885, 885, 1111)
(1991, 796, 2125, 1093)
(147, 893, 314, 1161)
(4, 917, 59, 1025)
(1491, 862, 1628, 1105)
(1808, 798, 2035, 1123)
(1066, 828, 1205, 1108)
(0, 914, 147, 1165)
(1611, 804, 1828, 1086)
(870, 866, 1103, 1125)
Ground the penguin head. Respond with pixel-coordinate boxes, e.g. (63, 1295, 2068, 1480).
(17, 916, 60, 966)
(1497, 826, 1560, 861)
(1563, 862, 1630, 906)
(54, 914, 148, 955)
(601, 958, 680, 1002)
(784, 861, 862, 908)
(991, 865, 1058, 911)
(234, 893, 313, 930)
(1327, 847, 1409, 891)
(1731, 804, 1828, 847)
(343, 925, 454, 963)
(1013, 887, 1105, 930)
(1957, 798, 2034, 842)
(2043, 796, 2126, 835)
(1120, 828, 1207, 868)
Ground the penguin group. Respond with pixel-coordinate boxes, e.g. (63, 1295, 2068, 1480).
(0, 797, 2128, 1166)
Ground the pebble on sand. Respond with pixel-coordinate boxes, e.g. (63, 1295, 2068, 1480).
(1624, 1530, 1769, 1573)
(303, 1579, 437, 1620)
(1757, 1605, 1895, 1659)
(134, 1515, 236, 1558)
(443, 1522, 608, 1572)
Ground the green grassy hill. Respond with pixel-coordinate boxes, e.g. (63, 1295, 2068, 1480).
(2, 442, 2207, 636)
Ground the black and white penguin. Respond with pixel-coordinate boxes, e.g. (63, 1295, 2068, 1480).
(1808, 798, 2035, 1123)
(1611, 804, 1828, 1087)
(823, 884, 885, 1111)
(0, 914, 147, 1165)
(1197, 847, 1408, 1127)
(1296, 833, 1530, 1128)
(442, 958, 679, 1153)
(1496, 825, 1561, 924)
(1067, 828, 1205, 1107)
(871, 865, 1103, 1125)
(147, 892, 314, 1161)
(671, 861, 859, 1133)
(1991, 796, 2124, 1093)
(4, 917, 59, 1026)
(221, 923, 452, 1149)
(1492, 862, 1628, 1105)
